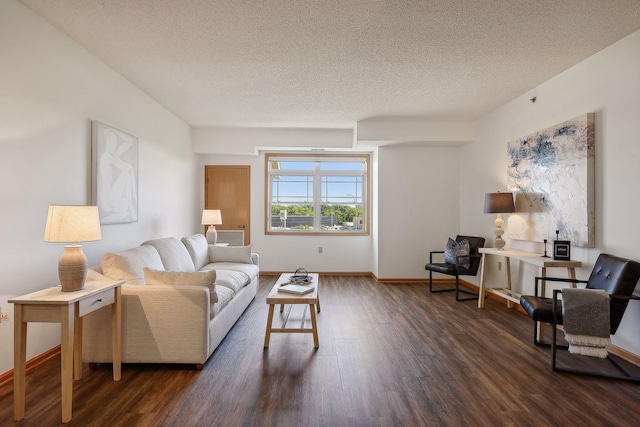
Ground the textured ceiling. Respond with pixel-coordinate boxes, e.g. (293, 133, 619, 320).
(19, 0, 640, 128)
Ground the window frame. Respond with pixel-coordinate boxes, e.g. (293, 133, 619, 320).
(265, 153, 370, 236)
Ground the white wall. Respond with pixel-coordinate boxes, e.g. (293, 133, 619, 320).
(377, 146, 461, 279)
(460, 30, 640, 355)
(371, 149, 380, 277)
(355, 118, 475, 147)
(194, 127, 354, 155)
(0, 1, 197, 375)
(196, 144, 462, 280)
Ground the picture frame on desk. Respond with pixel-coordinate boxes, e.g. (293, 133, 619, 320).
(553, 240, 571, 260)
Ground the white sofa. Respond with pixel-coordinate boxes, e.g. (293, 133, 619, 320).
(82, 234, 259, 368)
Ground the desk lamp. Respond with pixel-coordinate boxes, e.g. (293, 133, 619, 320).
(484, 192, 515, 250)
(202, 209, 222, 244)
(44, 205, 102, 291)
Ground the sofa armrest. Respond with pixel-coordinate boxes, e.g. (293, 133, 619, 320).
(83, 283, 211, 364)
(251, 252, 259, 266)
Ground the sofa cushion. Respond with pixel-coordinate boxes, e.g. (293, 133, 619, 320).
(143, 268, 218, 303)
(209, 245, 253, 264)
(205, 262, 259, 283)
(181, 234, 210, 270)
(101, 245, 164, 285)
(142, 237, 196, 272)
(208, 269, 250, 293)
(212, 286, 235, 319)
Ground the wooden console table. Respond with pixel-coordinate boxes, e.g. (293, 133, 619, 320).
(10, 279, 124, 423)
(477, 248, 582, 309)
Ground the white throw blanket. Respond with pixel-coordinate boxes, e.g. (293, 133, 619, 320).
(561, 288, 610, 358)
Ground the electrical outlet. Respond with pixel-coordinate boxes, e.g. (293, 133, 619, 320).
(318, 246, 323, 254)
(498, 261, 503, 271)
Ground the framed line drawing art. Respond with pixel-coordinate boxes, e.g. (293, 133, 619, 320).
(91, 120, 138, 224)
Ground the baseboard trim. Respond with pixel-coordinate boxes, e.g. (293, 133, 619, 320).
(609, 344, 640, 367)
(260, 271, 371, 277)
(375, 277, 441, 284)
(0, 345, 61, 387)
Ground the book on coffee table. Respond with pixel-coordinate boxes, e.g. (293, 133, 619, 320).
(278, 284, 313, 295)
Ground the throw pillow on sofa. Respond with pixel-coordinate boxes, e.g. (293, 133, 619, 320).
(209, 245, 253, 264)
(143, 268, 219, 303)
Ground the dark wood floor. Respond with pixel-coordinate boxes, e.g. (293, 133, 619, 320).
(2, 276, 640, 426)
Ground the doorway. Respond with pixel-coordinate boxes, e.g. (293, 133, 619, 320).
(204, 165, 251, 245)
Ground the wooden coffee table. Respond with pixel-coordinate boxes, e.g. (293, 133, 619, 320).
(264, 273, 320, 348)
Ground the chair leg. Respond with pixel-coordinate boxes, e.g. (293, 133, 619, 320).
(533, 321, 568, 348)
(428, 269, 455, 293)
(454, 275, 478, 301)
(607, 354, 640, 381)
(550, 319, 639, 382)
(551, 318, 559, 369)
(534, 320, 541, 346)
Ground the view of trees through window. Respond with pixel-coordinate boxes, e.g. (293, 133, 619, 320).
(271, 204, 363, 230)
(266, 154, 369, 233)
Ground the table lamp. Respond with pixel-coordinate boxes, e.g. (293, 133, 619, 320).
(483, 192, 515, 250)
(202, 209, 222, 244)
(44, 205, 102, 291)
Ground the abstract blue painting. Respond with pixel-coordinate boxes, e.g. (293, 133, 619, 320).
(507, 113, 595, 248)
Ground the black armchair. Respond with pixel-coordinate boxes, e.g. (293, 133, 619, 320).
(425, 235, 485, 301)
(520, 253, 640, 381)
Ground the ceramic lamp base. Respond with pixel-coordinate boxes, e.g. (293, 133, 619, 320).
(493, 213, 506, 250)
(58, 245, 87, 292)
(206, 225, 218, 245)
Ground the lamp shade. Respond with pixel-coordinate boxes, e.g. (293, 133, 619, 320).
(483, 192, 515, 214)
(44, 205, 102, 243)
(201, 209, 222, 225)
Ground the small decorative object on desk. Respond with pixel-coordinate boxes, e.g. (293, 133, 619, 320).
(542, 239, 550, 258)
(288, 268, 312, 283)
(278, 284, 313, 295)
(553, 230, 571, 260)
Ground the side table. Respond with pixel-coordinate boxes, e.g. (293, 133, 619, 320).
(478, 248, 582, 342)
(10, 279, 125, 423)
(478, 248, 582, 309)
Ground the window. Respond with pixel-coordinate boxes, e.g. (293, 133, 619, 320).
(266, 153, 369, 235)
